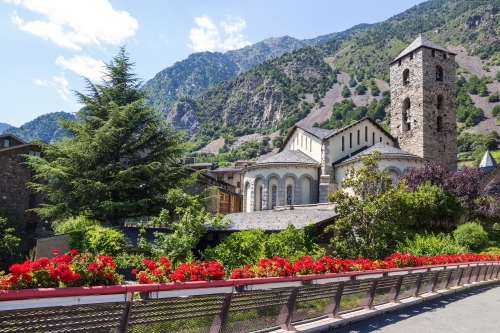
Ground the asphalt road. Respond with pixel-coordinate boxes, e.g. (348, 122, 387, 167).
(330, 283, 500, 333)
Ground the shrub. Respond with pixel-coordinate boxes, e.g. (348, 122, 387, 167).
(453, 222, 489, 253)
(341, 85, 351, 98)
(481, 247, 500, 255)
(488, 92, 500, 103)
(348, 78, 357, 87)
(396, 232, 465, 256)
(52, 216, 100, 235)
(493, 105, 500, 118)
(355, 84, 367, 95)
(86, 226, 128, 256)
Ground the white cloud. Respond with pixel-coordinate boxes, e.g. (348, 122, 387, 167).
(32, 78, 47, 86)
(188, 15, 251, 52)
(52, 75, 70, 101)
(56, 55, 105, 81)
(7, 0, 138, 50)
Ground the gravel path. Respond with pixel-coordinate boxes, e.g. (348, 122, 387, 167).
(330, 283, 500, 333)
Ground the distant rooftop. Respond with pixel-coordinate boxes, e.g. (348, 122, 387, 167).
(252, 149, 320, 168)
(207, 208, 338, 231)
(297, 126, 336, 140)
(479, 150, 498, 172)
(336, 143, 421, 166)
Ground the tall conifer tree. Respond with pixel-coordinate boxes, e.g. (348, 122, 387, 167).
(27, 48, 193, 225)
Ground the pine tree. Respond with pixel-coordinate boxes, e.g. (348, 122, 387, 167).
(27, 48, 193, 225)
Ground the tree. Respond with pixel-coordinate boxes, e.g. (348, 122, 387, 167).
(341, 85, 351, 98)
(138, 189, 229, 263)
(445, 166, 483, 212)
(400, 160, 446, 192)
(26, 48, 193, 224)
(0, 217, 21, 271)
(488, 92, 500, 103)
(327, 151, 409, 259)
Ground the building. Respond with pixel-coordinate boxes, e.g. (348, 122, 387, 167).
(0, 134, 43, 229)
(241, 34, 456, 212)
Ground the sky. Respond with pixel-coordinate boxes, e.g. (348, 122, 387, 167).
(0, 0, 427, 127)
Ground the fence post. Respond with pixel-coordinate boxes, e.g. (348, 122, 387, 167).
(209, 293, 233, 333)
(323, 282, 345, 319)
(494, 265, 500, 279)
(449, 268, 463, 288)
(470, 266, 480, 283)
(409, 273, 423, 297)
(276, 287, 299, 332)
(479, 265, 488, 282)
(463, 267, 474, 284)
(488, 265, 496, 280)
(117, 292, 133, 333)
(360, 279, 378, 310)
(426, 271, 440, 293)
(441, 269, 453, 289)
(387, 276, 404, 303)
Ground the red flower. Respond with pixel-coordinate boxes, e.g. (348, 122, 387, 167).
(52, 249, 60, 255)
(69, 249, 78, 256)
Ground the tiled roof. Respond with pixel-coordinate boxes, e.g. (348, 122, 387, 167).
(254, 149, 320, 167)
(393, 35, 453, 62)
(207, 209, 338, 231)
(297, 126, 336, 139)
(337, 143, 421, 165)
(479, 150, 497, 172)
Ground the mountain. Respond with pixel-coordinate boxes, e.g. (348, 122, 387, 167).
(3, 111, 76, 143)
(0, 123, 11, 133)
(143, 24, 374, 115)
(169, 0, 500, 160)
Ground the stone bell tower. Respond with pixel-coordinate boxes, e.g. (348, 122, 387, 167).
(390, 34, 457, 171)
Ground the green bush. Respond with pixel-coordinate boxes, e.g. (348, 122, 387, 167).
(396, 232, 465, 256)
(493, 105, 500, 118)
(341, 85, 351, 98)
(113, 252, 146, 269)
(488, 92, 500, 103)
(86, 226, 128, 256)
(481, 247, 500, 255)
(453, 222, 489, 253)
(52, 216, 100, 235)
(348, 78, 357, 87)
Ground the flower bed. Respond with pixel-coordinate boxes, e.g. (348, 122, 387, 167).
(1, 250, 499, 290)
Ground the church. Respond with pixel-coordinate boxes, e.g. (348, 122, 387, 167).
(241, 34, 457, 212)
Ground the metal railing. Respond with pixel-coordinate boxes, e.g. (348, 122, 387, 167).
(0, 262, 499, 333)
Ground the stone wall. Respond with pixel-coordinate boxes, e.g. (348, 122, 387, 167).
(0, 145, 44, 227)
(390, 47, 457, 171)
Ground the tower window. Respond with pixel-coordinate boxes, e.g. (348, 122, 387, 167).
(437, 95, 443, 110)
(350, 132, 352, 148)
(342, 136, 344, 151)
(403, 69, 410, 86)
(436, 65, 443, 82)
(437, 116, 443, 132)
(402, 98, 411, 132)
(410, 52, 413, 60)
(443, 53, 447, 60)
(432, 50, 435, 57)
(398, 59, 401, 66)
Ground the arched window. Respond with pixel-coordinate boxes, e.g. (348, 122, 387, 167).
(403, 69, 410, 86)
(437, 116, 443, 132)
(437, 95, 443, 110)
(286, 185, 293, 206)
(271, 185, 277, 209)
(402, 98, 411, 131)
(259, 186, 263, 211)
(436, 65, 443, 82)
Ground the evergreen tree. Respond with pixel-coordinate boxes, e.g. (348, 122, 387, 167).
(27, 48, 193, 225)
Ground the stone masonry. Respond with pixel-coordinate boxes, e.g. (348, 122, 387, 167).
(390, 37, 457, 171)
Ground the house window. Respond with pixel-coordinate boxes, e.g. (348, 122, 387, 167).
(403, 69, 410, 86)
(437, 116, 443, 132)
(29, 150, 41, 157)
(310, 139, 312, 152)
(432, 50, 435, 57)
(380, 137, 382, 143)
(398, 59, 401, 66)
(372, 132, 375, 145)
(217, 177, 224, 182)
(3, 139, 10, 148)
(342, 136, 344, 151)
(402, 98, 411, 131)
(271, 185, 277, 209)
(436, 65, 443, 81)
(286, 185, 293, 205)
(259, 186, 263, 211)
(410, 52, 413, 60)
(237, 182, 241, 188)
(357, 130, 360, 145)
(350, 132, 352, 148)
(443, 53, 447, 60)
(301, 134, 303, 147)
(365, 126, 368, 142)
(305, 137, 307, 150)
(28, 211, 35, 221)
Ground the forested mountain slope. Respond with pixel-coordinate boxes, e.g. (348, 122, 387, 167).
(143, 24, 373, 115)
(3, 112, 75, 143)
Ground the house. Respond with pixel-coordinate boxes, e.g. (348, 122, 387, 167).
(0, 134, 44, 229)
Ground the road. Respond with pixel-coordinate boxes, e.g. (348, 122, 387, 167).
(330, 283, 500, 333)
